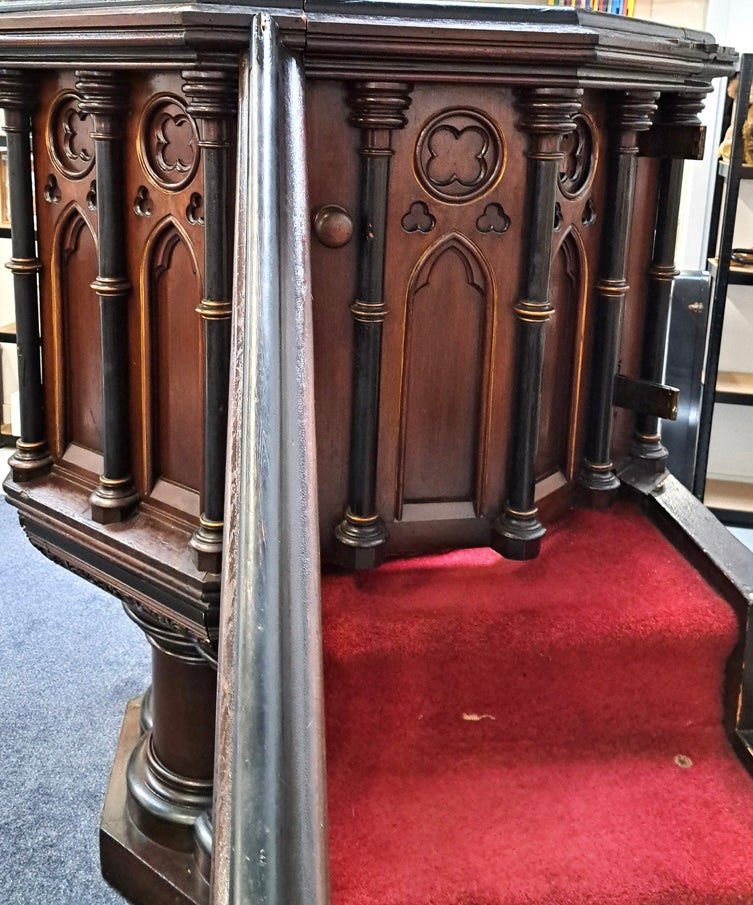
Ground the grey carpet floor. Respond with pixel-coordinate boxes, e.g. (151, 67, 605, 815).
(0, 497, 150, 904)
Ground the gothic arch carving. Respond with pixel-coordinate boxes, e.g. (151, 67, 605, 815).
(396, 232, 496, 519)
(140, 216, 203, 497)
(536, 226, 589, 482)
(51, 203, 100, 458)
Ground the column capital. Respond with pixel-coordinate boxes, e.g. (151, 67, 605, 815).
(659, 85, 709, 125)
(75, 70, 129, 139)
(0, 68, 36, 131)
(181, 67, 238, 148)
(516, 87, 583, 135)
(609, 89, 659, 133)
(347, 81, 413, 132)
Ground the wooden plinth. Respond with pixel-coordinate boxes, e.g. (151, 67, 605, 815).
(100, 698, 209, 905)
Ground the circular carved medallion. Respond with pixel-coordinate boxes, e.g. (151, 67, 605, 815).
(138, 95, 199, 192)
(47, 92, 95, 180)
(414, 109, 505, 204)
(558, 113, 596, 199)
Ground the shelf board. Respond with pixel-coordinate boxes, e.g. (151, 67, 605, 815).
(0, 322, 16, 343)
(717, 159, 753, 180)
(709, 257, 753, 285)
(716, 371, 753, 405)
(705, 478, 753, 525)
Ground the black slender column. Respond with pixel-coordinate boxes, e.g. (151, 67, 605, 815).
(578, 91, 658, 507)
(182, 69, 238, 574)
(334, 81, 412, 570)
(492, 87, 582, 561)
(76, 71, 139, 523)
(631, 89, 707, 471)
(0, 70, 53, 482)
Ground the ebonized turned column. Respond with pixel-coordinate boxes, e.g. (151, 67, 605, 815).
(0, 70, 53, 481)
(334, 81, 412, 570)
(182, 69, 238, 574)
(630, 89, 706, 470)
(123, 603, 216, 853)
(491, 87, 582, 561)
(76, 70, 139, 523)
(577, 90, 658, 506)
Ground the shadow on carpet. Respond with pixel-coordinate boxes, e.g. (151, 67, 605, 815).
(0, 499, 150, 905)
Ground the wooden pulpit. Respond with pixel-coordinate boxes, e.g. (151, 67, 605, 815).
(1, 3, 751, 905)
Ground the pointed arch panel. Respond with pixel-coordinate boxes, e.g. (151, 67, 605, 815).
(397, 232, 495, 518)
(535, 227, 588, 482)
(142, 218, 203, 495)
(55, 206, 101, 455)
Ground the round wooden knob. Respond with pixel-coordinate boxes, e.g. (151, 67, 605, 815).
(313, 205, 353, 248)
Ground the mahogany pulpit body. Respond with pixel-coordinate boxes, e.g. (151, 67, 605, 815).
(0, 4, 747, 905)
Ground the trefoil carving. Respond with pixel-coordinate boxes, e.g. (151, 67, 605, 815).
(134, 186, 154, 218)
(186, 192, 204, 226)
(476, 203, 511, 234)
(401, 201, 435, 233)
(43, 173, 61, 204)
(553, 202, 563, 232)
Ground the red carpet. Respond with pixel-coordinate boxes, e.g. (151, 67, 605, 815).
(322, 503, 753, 905)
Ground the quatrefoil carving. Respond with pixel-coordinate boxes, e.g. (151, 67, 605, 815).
(415, 109, 505, 204)
(43, 174, 61, 204)
(476, 203, 511, 235)
(134, 185, 154, 217)
(186, 192, 204, 226)
(401, 201, 436, 234)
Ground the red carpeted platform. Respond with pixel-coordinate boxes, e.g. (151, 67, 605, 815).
(322, 503, 753, 905)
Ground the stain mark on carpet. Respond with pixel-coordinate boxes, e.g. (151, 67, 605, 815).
(462, 712, 496, 722)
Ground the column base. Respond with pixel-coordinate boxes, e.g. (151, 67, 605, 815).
(491, 508, 545, 561)
(90, 479, 139, 524)
(101, 699, 209, 905)
(126, 730, 213, 853)
(334, 510, 388, 570)
(629, 434, 668, 474)
(9, 442, 53, 483)
(189, 520, 223, 574)
(576, 461, 620, 509)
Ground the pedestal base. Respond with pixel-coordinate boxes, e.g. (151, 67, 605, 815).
(100, 698, 209, 905)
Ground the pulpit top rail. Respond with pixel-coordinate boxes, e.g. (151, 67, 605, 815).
(0, 1, 736, 85)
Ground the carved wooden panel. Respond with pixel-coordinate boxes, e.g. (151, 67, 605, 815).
(397, 233, 494, 517)
(34, 72, 102, 470)
(306, 82, 657, 559)
(125, 73, 206, 519)
(535, 229, 583, 482)
(57, 207, 101, 454)
(145, 220, 203, 495)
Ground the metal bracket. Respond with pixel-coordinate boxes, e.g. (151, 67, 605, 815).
(613, 374, 679, 420)
(638, 124, 706, 160)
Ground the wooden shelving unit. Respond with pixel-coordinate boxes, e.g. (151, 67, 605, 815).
(695, 54, 753, 526)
